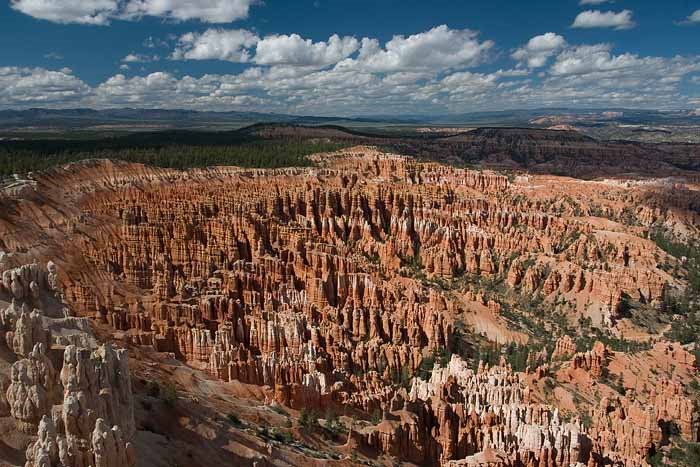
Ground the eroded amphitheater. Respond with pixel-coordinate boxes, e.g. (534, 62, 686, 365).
(1, 146, 698, 467)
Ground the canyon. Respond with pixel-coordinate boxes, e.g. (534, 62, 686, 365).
(0, 145, 698, 466)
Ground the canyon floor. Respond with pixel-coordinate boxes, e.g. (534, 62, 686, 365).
(0, 145, 699, 467)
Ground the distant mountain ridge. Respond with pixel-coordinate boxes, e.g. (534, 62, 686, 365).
(0, 108, 396, 129)
(2, 107, 700, 130)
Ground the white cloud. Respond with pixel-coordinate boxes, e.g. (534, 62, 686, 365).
(10, 0, 118, 25)
(254, 34, 359, 67)
(44, 52, 64, 60)
(337, 25, 493, 72)
(380, 71, 434, 86)
(10, 0, 257, 25)
(92, 71, 271, 109)
(547, 44, 685, 78)
(521, 44, 700, 110)
(121, 0, 256, 23)
(0, 66, 90, 106)
(80, 53, 699, 113)
(435, 71, 499, 95)
(121, 53, 159, 63)
(512, 33, 567, 68)
(550, 44, 632, 75)
(120, 64, 130, 71)
(143, 36, 170, 49)
(171, 30, 363, 68)
(168, 25, 493, 74)
(572, 10, 635, 29)
(2, 39, 700, 115)
(172, 29, 260, 62)
(95, 72, 182, 105)
(682, 10, 700, 24)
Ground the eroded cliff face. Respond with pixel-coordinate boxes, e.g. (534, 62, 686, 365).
(0, 146, 698, 466)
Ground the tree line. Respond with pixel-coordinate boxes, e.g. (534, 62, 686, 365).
(0, 138, 348, 176)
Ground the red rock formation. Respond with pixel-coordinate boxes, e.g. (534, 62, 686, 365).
(552, 335, 576, 361)
(571, 342, 608, 378)
(347, 355, 590, 466)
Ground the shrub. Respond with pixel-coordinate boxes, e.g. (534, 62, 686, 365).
(160, 382, 178, 408)
(273, 430, 294, 443)
(371, 409, 382, 425)
(580, 413, 592, 429)
(146, 381, 160, 398)
(269, 404, 288, 416)
(299, 408, 319, 430)
(418, 354, 435, 380)
(324, 409, 345, 436)
(543, 378, 556, 393)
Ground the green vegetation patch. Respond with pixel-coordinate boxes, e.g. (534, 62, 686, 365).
(0, 136, 349, 176)
(650, 229, 700, 295)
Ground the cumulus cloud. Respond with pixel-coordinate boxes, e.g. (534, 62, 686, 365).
(0, 66, 90, 107)
(432, 71, 500, 99)
(572, 10, 635, 29)
(98, 47, 700, 113)
(92, 71, 273, 110)
(10, 0, 118, 25)
(168, 25, 493, 73)
(512, 33, 567, 68)
(172, 29, 260, 62)
(10, 0, 257, 25)
(172, 30, 359, 67)
(339, 25, 494, 72)
(254, 34, 359, 67)
(679, 10, 700, 25)
(121, 53, 159, 63)
(3, 39, 700, 114)
(550, 44, 644, 76)
(522, 44, 700, 109)
(95, 72, 182, 105)
(121, 0, 256, 23)
(143, 36, 171, 49)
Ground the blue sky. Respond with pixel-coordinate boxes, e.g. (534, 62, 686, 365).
(1, 0, 699, 115)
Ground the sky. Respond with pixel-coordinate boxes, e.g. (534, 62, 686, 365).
(1, 0, 699, 116)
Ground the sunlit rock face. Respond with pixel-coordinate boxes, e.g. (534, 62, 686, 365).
(1, 146, 698, 466)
